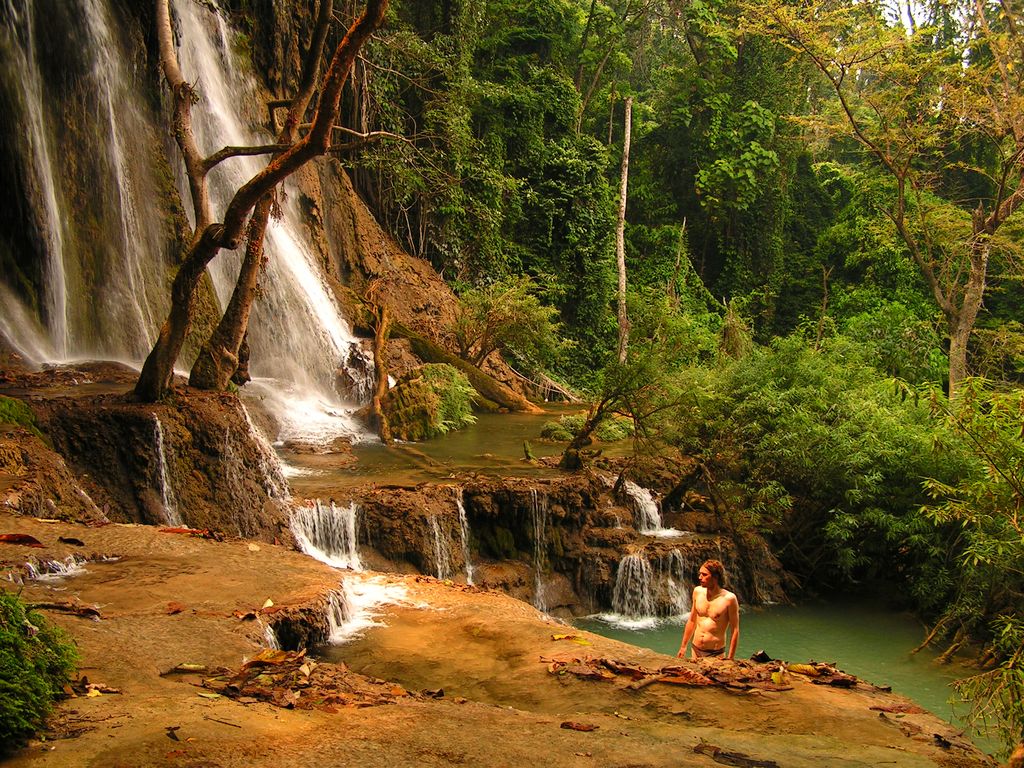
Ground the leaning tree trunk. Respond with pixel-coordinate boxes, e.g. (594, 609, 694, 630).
(134, 0, 389, 402)
(189, 193, 272, 391)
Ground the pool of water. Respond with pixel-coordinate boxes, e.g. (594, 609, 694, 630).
(577, 599, 998, 755)
(283, 404, 628, 493)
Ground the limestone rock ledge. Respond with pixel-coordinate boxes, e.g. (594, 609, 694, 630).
(0, 512, 994, 768)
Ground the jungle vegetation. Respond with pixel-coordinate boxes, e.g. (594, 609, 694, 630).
(150, 0, 1023, 753)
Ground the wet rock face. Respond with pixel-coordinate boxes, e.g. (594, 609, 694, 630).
(348, 474, 787, 618)
(25, 388, 292, 542)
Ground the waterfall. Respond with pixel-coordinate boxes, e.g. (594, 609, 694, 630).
(171, 0, 374, 446)
(0, 0, 376, 446)
(665, 549, 693, 616)
(26, 555, 88, 582)
(622, 480, 680, 537)
(529, 489, 549, 612)
(456, 490, 474, 585)
(611, 553, 656, 620)
(427, 515, 453, 580)
(152, 416, 182, 527)
(290, 500, 362, 571)
(237, 403, 288, 502)
(0, 0, 168, 362)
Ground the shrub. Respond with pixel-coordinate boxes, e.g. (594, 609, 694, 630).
(382, 364, 477, 441)
(1, 590, 78, 751)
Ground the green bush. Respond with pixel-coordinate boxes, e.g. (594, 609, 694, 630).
(383, 364, 477, 441)
(1, 590, 78, 751)
(595, 416, 633, 442)
(539, 421, 573, 441)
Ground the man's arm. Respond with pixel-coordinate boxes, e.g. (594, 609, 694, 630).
(726, 595, 740, 659)
(677, 588, 698, 657)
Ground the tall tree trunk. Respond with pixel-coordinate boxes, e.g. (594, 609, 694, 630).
(189, 193, 273, 391)
(615, 96, 633, 365)
(134, 0, 389, 402)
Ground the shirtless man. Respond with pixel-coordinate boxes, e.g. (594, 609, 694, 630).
(677, 559, 740, 660)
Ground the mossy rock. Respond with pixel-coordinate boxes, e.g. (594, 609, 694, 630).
(382, 364, 477, 442)
(0, 396, 43, 439)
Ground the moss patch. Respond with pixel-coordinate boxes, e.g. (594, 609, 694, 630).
(383, 364, 477, 442)
(0, 396, 43, 439)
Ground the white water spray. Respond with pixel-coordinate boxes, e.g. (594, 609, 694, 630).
(170, 0, 374, 446)
(290, 500, 362, 571)
(623, 480, 681, 537)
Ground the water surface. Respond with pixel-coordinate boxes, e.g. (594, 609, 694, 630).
(578, 599, 998, 754)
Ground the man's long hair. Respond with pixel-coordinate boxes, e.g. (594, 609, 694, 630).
(702, 559, 726, 586)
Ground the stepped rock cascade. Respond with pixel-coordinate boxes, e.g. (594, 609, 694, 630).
(0, 0, 169, 361)
(171, 0, 374, 446)
(290, 500, 363, 571)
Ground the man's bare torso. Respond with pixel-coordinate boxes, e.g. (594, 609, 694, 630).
(691, 586, 735, 650)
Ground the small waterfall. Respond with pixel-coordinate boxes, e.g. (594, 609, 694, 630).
(665, 549, 693, 616)
(530, 490, 549, 612)
(456, 491, 474, 585)
(237, 403, 288, 501)
(152, 416, 181, 527)
(427, 515, 453, 580)
(622, 480, 680, 537)
(26, 555, 88, 582)
(612, 553, 656, 619)
(325, 588, 354, 643)
(290, 500, 362, 571)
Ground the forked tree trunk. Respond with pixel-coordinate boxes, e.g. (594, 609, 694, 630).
(135, 0, 389, 402)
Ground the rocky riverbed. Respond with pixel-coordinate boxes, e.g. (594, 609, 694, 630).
(0, 511, 995, 768)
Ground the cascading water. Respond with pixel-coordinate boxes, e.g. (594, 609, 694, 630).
(0, 0, 375, 447)
(622, 480, 681, 537)
(664, 549, 692, 616)
(170, 0, 374, 446)
(456, 490, 474, 585)
(0, 0, 169, 362)
(290, 500, 362, 571)
(529, 490, 549, 612)
(152, 416, 182, 527)
(427, 515, 453, 580)
(611, 552, 656, 621)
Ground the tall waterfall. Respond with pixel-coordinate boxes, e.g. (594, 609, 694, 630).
(0, 0, 169, 361)
(0, 0, 375, 445)
(171, 0, 372, 446)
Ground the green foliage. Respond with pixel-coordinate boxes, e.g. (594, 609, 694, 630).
(382, 364, 477, 442)
(0, 396, 43, 439)
(669, 335, 968, 595)
(1, 590, 78, 751)
(453, 276, 566, 372)
(919, 381, 1024, 755)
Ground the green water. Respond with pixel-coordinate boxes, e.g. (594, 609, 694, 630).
(285, 405, 604, 494)
(577, 600, 999, 755)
